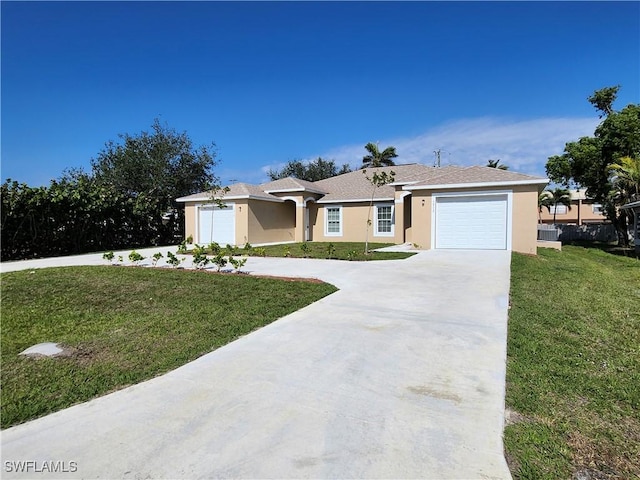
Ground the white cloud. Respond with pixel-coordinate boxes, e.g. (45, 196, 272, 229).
(313, 116, 600, 177)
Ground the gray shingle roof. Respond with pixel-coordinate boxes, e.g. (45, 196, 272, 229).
(260, 177, 327, 194)
(176, 183, 282, 202)
(314, 165, 423, 202)
(178, 164, 548, 203)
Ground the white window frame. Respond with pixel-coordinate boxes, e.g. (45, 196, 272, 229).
(374, 203, 395, 237)
(592, 203, 603, 214)
(324, 205, 343, 237)
(549, 205, 568, 215)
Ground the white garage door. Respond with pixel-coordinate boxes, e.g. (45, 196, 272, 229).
(198, 204, 235, 245)
(435, 195, 508, 250)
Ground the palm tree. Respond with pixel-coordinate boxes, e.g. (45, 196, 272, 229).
(538, 190, 554, 224)
(609, 156, 640, 203)
(361, 142, 398, 168)
(486, 159, 509, 170)
(547, 187, 572, 224)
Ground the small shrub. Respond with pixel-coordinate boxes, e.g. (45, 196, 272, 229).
(177, 241, 188, 254)
(166, 251, 182, 268)
(208, 242, 221, 255)
(346, 250, 357, 261)
(229, 255, 248, 272)
(254, 247, 266, 257)
(186, 235, 193, 244)
(151, 252, 163, 267)
(192, 245, 210, 269)
(102, 251, 115, 263)
(225, 244, 238, 256)
(243, 242, 252, 252)
(128, 250, 145, 265)
(117, 255, 124, 263)
(212, 253, 227, 272)
(300, 242, 310, 257)
(326, 243, 336, 259)
(283, 246, 291, 257)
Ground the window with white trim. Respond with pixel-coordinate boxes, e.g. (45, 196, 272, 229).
(549, 205, 567, 215)
(592, 204, 603, 214)
(325, 206, 342, 236)
(374, 204, 394, 236)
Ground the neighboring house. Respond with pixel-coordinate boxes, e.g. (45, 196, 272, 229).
(539, 189, 608, 225)
(177, 164, 548, 254)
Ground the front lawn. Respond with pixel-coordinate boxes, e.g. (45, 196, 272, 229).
(506, 245, 639, 479)
(0, 266, 337, 428)
(246, 242, 415, 261)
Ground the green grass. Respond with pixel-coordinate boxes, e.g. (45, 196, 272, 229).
(246, 242, 415, 261)
(0, 266, 337, 428)
(506, 245, 640, 479)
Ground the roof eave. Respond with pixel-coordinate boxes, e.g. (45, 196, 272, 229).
(177, 195, 284, 203)
(317, 197, 394, 204)
(403, 179, 550, 191)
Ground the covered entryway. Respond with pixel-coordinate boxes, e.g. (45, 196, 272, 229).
(434, 194, 509, 250)
(198, 204, 235, 245)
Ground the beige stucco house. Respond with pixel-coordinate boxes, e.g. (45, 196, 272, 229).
(177, 164, 549, 254)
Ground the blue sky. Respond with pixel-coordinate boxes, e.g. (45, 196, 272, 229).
(2, 1, 639, 187)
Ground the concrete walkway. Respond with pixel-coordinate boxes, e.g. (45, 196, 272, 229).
(1, 249, 513, 479)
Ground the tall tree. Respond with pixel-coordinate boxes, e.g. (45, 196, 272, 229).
(486, 159, 509, 170)
(267, 157, 351, 182)
(545, 86, 640, 244)
(361, 142, 398, 168)
(546, 187, 572, 224)
(92, 119, 220, 246)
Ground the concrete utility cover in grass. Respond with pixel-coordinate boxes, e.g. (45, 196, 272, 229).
(19, 342, 63, 357)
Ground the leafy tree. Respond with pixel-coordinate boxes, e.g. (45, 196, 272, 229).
(609, 156, 640, 203)
(361, 142, 398, 168)
(545, 86, 640, 245)
(91, 119, 220, 246)
(267, 157, 351, 182)
(1, 120, 219, 261)
(486, 159, 509, 170)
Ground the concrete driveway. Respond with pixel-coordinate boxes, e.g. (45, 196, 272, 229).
(1, 249, 512, 479)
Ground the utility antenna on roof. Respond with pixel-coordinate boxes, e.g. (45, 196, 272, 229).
(433, 149, 441, 168)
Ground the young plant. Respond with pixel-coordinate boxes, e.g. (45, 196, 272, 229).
(177, 240, 188, 254)
(151, 252, 164, 267)
(128, 250, 145, 265)
(117, 255, 124, 263)
(225, 244, 238, 256)
(283, 246, 291, 257)
(254, 247, 266, 257)
(228, 255, 248, 273)
(166, 251, 182, 268)
(208, 242, 221, 255)
(346, 250, 358, 261)
(186, 235, 193, 244)
(326, 243, 336, 259)
(211, 253, 228, 272)
(192, 245, 210, 270)
(300, 242, 310, 257)
(363, 168, 395, 254)
(243, 242, 252, 252)
(102, 251, 115, 264)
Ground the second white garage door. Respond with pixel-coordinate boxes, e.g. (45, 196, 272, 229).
(198, 204, 235, 245)
(434, 194, 509, 250)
